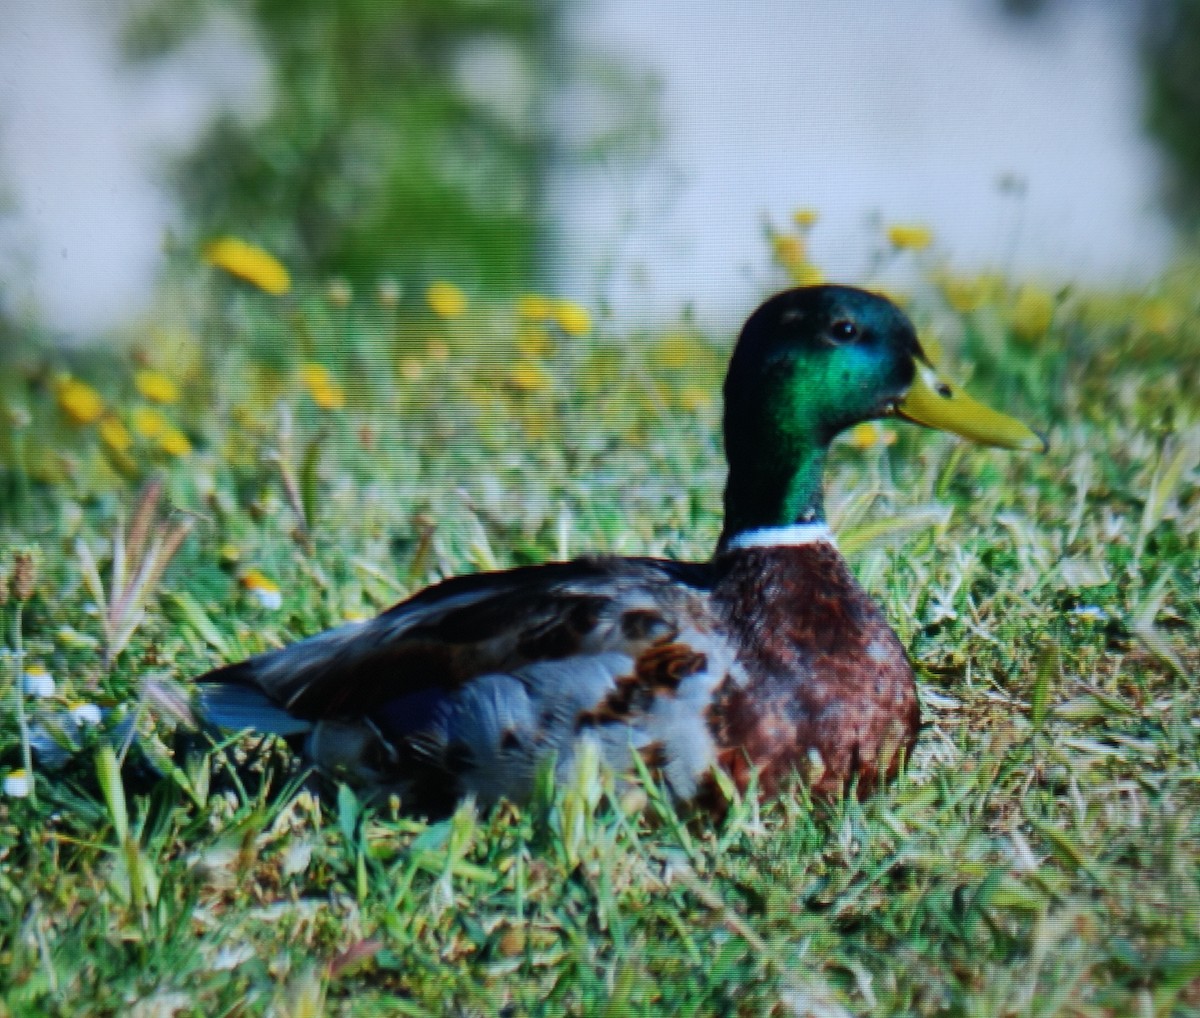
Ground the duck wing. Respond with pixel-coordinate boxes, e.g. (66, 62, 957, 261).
(196, 555, 742, 810)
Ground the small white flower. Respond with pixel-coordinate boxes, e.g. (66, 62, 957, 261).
(1071, 605, 1109, 623)
(925, 590, 958, 625)
(22, 663, 55, 698)
(4, 769, 32, 798)
(69, 702, 103, 726)
(252, 587, 282, 610)
(241, 569, 283, 610)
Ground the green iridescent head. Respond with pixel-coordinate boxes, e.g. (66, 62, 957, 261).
(720, 286, 1044, 544)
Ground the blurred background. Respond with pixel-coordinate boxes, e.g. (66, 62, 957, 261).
(0, 0, 1196, 339)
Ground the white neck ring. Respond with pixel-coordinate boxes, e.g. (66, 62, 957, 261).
(724, 522, 836, 551)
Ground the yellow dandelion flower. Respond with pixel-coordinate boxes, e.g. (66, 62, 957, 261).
(886, 224, 934, 251)
(509, 359, 551, 393)
(1011, 285, 1054, 342)
(400, 357, 424, 382)
(517, 294, 555, 320)
(847, 422, 898, 449)
(299, 363, 345, 408)
(299, 363, 331, 389)
(203, 237, 291, 296)
(772, 234, 806, 269)
(653, 333, 693, 370)
(937, 275, 985, 315)
(56, 378, 105, 426)
(134, 369, 180, 405)
(240, 568, 282, 610)
(792, 261, 824, 287)
(98, 415, 132, 453)
(157, 425, 192, 457)
(425, 281, 467, 319)
(792, 208, 820, 229)
(1137, 298, 1179, 336)
(553, 300, 592, 337)
(311, 381, 345, 410)
(678, 386, 711, 412)
(132, 407, 168, 439)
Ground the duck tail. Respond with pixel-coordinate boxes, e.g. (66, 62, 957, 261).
(194, 618, 378, 736)
(195, 653, 315, 739)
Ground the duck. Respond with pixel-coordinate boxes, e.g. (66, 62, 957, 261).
(196, 285, 1045, 814)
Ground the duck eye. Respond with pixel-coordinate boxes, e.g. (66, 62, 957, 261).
(829, 320, 859, 343)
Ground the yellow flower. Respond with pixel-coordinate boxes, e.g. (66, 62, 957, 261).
(937, 275, 985, 315)
(509, 359, 551, 393)
(98, 415, 132, 453)
(56, 378, 105, 426)
(653, 333, 692, 370)
(553, 300, 592, 337)
(1137, 298, 1179, 336)
(157, 425, 192, 457)
(1011, 285, 1055, 342)
(517, 294, 555, 320)
(300, 363, 345, 410)
(792, 208, 820, 229)
(772, 234, 806, 269)
(886, 224, 934, 251)
(311, 382, 344, 410)
(21, 663, 55, 698)
(847, 422, 898, 449)
(678, 386, 711, 412)
(240, 569, 282, 610)
(203, 237, 291, 296)
(791, 261, 824, 286)
(425, 281, 467, 319)
(134, 369, 180, 405)
(132, 407, 168, 439)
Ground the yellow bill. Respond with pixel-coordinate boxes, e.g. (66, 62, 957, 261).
(896, 362, 1047, 452)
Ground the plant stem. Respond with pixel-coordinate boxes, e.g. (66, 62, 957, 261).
(12, 603, 37, 805)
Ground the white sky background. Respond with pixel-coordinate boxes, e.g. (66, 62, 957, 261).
(0, 0, 1177, 337)
(552, 0, 1175, 325)
(0, 1, 266, 337)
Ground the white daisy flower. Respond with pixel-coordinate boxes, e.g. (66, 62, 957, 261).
(22, 663, 55, 698)
(4, 769, 32, 798)
(69, 702, 103, 726)
(241, 569, 283, 610)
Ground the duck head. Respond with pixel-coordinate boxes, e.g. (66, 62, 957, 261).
(720, 285, 1045, 545)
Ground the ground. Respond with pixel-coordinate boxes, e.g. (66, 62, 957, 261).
(0, 250, 1197, 1015)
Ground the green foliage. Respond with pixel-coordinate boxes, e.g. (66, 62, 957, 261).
(124, 0, 562, 289)
(1144, 0, 1200, 223)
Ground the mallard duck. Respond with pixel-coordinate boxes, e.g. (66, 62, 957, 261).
(197, 285, 1044, 813)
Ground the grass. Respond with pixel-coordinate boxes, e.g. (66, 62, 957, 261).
(0, 244, 1197, 1015)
